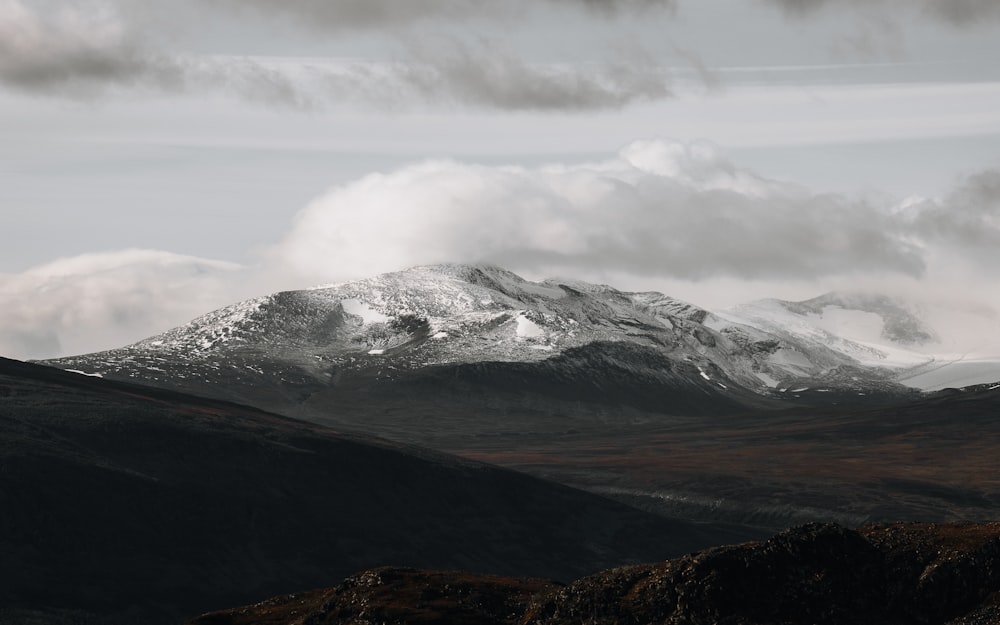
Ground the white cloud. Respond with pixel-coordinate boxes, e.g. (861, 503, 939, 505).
(269, 139, 932, 285)
(0, 250, 248, 359)
(3, 141, 998, 360)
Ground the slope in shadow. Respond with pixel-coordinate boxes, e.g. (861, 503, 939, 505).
(0, 357, 762, 625)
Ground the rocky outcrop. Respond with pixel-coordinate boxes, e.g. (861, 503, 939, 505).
(190, 522, 1000, 625)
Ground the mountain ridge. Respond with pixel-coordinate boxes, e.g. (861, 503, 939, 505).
(46, 262, 959, 419)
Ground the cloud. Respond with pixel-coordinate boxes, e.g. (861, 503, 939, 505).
(0, 2, 670, 110)
(0, 250, 248, 360)
(269, 139, 935, 286)
(763, 0, 1000, 25)
(0, 0, 318, 104)
(200, 0, 675, 30)
(0, 0, 178, 95)
(349, 37, 671, 111)
(908, 170, 1000, 267)
(3, 142, 999, 359)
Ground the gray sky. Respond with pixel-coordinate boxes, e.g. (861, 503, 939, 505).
(2, 0, 1000, 358)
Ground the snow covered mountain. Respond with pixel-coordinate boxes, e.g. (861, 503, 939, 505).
(713, 292, 1000, 392)
(43, 263, 999, 434)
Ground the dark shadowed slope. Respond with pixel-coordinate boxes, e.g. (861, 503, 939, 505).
(0, 357, 760, 625)
(190, 522, 1000, 625)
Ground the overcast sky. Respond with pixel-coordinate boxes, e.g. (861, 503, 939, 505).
(2, 0, 1000, 358)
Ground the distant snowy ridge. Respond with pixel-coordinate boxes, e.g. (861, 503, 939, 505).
(43, 263, 1000, 400)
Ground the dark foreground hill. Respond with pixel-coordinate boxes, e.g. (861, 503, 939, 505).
(190, 522, 1000, 625)
(0, 357, 760, 625)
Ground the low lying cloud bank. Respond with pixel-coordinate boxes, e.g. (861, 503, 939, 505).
(0, 250, 248, 360)
(273, 139, 997, 286)
(3, 140, 998, 359)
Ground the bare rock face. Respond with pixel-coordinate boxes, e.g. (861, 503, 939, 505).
(190, 523, 1000, 625)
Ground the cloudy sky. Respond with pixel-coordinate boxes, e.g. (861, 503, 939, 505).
(2, 0, 1000, 359)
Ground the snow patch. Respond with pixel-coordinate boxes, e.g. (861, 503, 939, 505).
(368, 349, 386, 355)
(697, 367, 711, 381)
(529, 344, 554, 351)
(433, 331, 449, 339)
(809, 307, 885, 346)
(515, 314, 545, 338)
(897, 355, 1000, 391)
(341, 299, 390, 324)
(66, 369, 103, 378)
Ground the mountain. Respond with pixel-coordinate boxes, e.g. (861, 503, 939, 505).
(713, 292, 1000, 393)
(0, 357, 760, 625)
(46, 263, 962, 440)
(38, 263, 1000, 530)
(189, 522, 1000, 625)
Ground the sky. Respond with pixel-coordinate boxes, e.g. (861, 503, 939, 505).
(2, 0, 1000, 359)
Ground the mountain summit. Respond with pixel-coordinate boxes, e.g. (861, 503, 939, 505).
(46, 263, 999, 436)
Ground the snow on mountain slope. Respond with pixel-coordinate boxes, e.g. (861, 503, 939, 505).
(714, 292, 1000, 391)
(895, 354, 1000, 391)
(45, 264, 995, 421)
(48, 264, 695, 371)
(41, 264, 786, 416)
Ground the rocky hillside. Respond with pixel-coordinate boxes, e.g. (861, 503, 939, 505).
(190, 522, 1000, 625)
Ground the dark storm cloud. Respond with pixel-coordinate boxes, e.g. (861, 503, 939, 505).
(764, 0, 1000, 25)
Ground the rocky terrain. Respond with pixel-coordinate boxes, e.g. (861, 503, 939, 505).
(0, 357, 757, 625)
(190, 522, 1000, 625)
